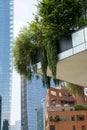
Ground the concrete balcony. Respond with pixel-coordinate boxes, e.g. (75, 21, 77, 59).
(47, 105, 74, 112)
(36, 26, 87, 87)
(59, 96, 75, 102)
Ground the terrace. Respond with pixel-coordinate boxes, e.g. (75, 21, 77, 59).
(36, 26, 87, 87)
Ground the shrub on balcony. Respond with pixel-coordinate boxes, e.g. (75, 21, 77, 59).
(55, 115, 61, 122)
(49, 116, 55, 121)
(49, 115, 61, 122)
(74, 104, 87, 110)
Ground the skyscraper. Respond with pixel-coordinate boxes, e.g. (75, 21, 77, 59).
(36, 105, 44, 130)
(27, 75, 47, 130)
(35, 99, 46, 130)
(21, 76, 28, 130)
(0, 0, 13, 128)
(0, 96, 2, 130)
(10, 121, 21, 130)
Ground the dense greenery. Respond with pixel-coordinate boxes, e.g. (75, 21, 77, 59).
(74, 104, 87, 110)
(38, 0, 83, 38)
(13, 25, 38, 80)
(13, 0, 87, 87)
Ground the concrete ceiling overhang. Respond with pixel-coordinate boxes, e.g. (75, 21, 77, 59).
(37, 50, 87, 87)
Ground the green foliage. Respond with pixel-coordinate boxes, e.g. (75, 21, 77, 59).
(49, 115, 61, 122)
(74, 104, 87, 110)
(41, 46, 50, 88)
(13, 25, 38, 80)
(45, 119, 48, 127)
(13, 0, 87, 88)
(66, 82, 84, 97)
(46, 41, 57, 78)
(49, 116, 55, 121)
(41, 41, 58, 87)
(55, 115, 61, 122)
(41, 46, 48, 78)
(37, 0, 86, 87)
(38, 0, 84, 39)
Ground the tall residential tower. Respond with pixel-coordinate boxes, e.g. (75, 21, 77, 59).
(0, 0, 13, 128)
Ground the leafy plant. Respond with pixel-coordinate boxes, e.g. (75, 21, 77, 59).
(38, 0, 84, 38)
(46, 41, 57, 78)
(55, 115, 61, 122)
(13, 24, 39, 80)
(49, 116, 55, 121)
(66, 82, 84, 97)
(41, 41, 58, 87)
(49, 115, 61, 122)
(45, 119, 48, 127)
(74, 104, 87, 110)
(41, 47, 48, 80)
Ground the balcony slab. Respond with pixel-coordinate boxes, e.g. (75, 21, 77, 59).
(37, 50, 87, 87)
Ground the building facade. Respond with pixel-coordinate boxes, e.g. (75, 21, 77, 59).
(21, 76, 28, 130)
(10, 120, 21, 130)
(0, 0, 13, 128)
(35, 99, 46, 130)
(0, 96, 2, 130)
(45, 87, 87, 130)
(27, 75, 47, 130)
(36, 105, 44, 130)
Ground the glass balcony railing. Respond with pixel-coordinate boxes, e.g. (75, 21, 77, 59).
(58, 26, 87, 60)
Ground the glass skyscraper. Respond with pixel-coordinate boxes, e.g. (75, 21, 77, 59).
(36, 100, 46, 130)
(0, 0, 13, 129)
(27, 75, 47, 130)
(0, 96, 2, 130)
(21, 76, 28, 130)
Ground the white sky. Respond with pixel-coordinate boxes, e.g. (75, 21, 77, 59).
(11, 0, 38, 125)
(14, 0, 38, 37)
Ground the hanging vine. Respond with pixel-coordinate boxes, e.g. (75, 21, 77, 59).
(66, 82, 84, 97)
(46, 40, 58, 78)
(41, 46, 48, 78)
(41, 46, 51, 88)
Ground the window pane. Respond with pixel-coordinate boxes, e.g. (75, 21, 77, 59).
(50, 125, 55, 130)
(82, 125, 86, 130)
(71, 116, 75, 121)
(77, 115, 85, 121)
(72, 125, 76, 130)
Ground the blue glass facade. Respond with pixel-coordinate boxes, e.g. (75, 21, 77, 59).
(0, 0, 13, 128)
(36, 105, 44, 130)
(36, 101, 46, 130)
(27, 75, 47, 130)
(0, 96, 2, 130)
